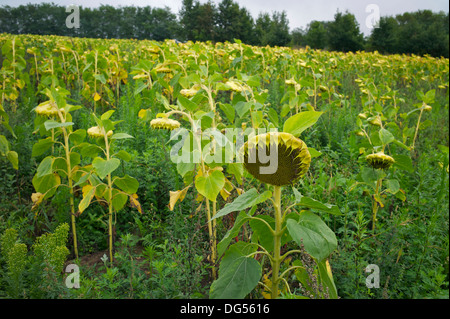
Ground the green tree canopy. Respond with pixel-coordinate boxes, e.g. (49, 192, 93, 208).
(327, 10, 365, 52)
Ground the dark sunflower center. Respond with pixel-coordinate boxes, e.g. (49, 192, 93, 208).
(244, 142, 303, 186)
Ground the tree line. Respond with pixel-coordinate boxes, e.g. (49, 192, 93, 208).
(0, 0, 448, 57)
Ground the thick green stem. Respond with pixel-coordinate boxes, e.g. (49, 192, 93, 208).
(205, 198, 217, 280)
(411, 108, 424, 150)
(58, 109, 78, 260)
(64, 132, 78, 260)
(372, 178, 382, 231)
(104, 131, 114, 263)
(271, 185, 282, 299)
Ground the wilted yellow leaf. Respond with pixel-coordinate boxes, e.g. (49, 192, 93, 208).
(138, 109, 147, 119)
(169, 186, 190, 211)
(130, 193, 142, 213)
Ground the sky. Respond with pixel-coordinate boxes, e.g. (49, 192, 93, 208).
(0, 0, 448, 35)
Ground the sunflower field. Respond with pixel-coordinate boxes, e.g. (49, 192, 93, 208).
(0, 33, 448, 300)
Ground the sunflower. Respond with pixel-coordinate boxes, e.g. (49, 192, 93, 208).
(368, 117, 382, 127)
(35, 101, 64, 117)
(87, 126, 113, 138)
(150, 118, 181, 131)
(225, 80, 243, 92)
(423, 105, 432, 112)
(180, 87, 199, 97)
(366, 151, 395, 170)
(241, 132, 311, 186)
(154, 66, 173, 74)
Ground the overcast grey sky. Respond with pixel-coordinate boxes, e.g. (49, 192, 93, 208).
(0, 0, 448, 35)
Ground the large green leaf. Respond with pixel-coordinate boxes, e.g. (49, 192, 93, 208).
(217, 211, 252, 257)
(379, 128, 395, 146)
(32, 137, 54, 157)
(177, 95, 198, 112)
(293, 187, 342, 215)
(32, 173, 61, 198)
(385, 179, 400, 194)
(209, 243, 261, 299)
(283, 111, 323, 137)
(6, 151, 18, 170)
(249, 215, 275, 252)
(212, 188, 272, 221)
(92, 157, 121, 179)
(44, 120, 74, 131)
(195, 169, 225, 202)
(286, 212, 337, 262)
(392, 154, 413, 173)
(111, 189, 128, 211)
(317, 259, 338, 299)
(113, 175, 139, 194)
(69, 129, 86, 145)
(36, 156, 53, 177)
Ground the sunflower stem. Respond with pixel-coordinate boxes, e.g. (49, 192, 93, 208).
(271, 185, 283, 299)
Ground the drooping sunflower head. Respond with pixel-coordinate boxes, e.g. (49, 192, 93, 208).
(423, 105, 432, 112)
(241, 132, 311, 186)
(87, 126, 113, 138)
(35, 101, 64, 117)
(180, 86, 200, 97)
(225, 80, 243, 92)
(154, 66, 173, 74)
(368, 117, 382, 127)
(366, 151, 395, 170)
(150, 117, 181, 131)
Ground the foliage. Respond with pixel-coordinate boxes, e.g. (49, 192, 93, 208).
(1, 3, 448, 57)
(0, 32, 448, 300)
(0, 223, 70, 298)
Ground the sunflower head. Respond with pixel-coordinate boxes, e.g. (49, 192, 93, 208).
(225, 80, 243, 92)
(154, 66, 173, 74)
(180, 88, 199, 97)
(285, 79, 297, 86)
(35, 101, 64, 117)
(87, 126, 113, 138)
(366, 151, 395, 170)
(423, 105, 432, 112)
(368, 117, 382, 127)
(241, 132, 311, 186)
(357, 113, 368, 120)
(150, 117, 181, 131)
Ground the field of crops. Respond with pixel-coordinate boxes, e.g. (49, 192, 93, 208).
(0, 33, 448, 300)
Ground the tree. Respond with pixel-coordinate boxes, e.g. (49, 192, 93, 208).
(290, 27, 307, 47)
(150, 7, 179, 41)
(367, 16, 398, 54)
(255, 12, 272, 46)
(179, 0, 198, 41)
(395, 10, 449, 57)
(216, 0, 254, 44)
(328, 10, 365, 52)
(195, 1, 217, 42)
(255, 11, 291, 47)
(179, 0, 217, 42)
(119, 6, 137, 39)
(271, 11, 291, 46)
(305, 21, 328, 49)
